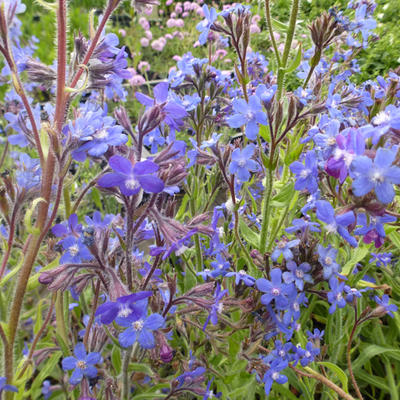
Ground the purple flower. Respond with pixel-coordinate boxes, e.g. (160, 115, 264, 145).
(316, 200, 357, 247)
(374, 294, 398, 318)
(271, 239, 300, 262)
(325, 128, 365, 183)
(210, 254, 230, 278)
(327, 277, 346, 314)
(226, 269, 256, 286)
(136, 82, 188, 132)
(203, 283, 228, 330)
(369, 252, 392, 267)
(317, 245, 340, 279)
(256, 269, 296, 310)
(229, 144, 259, 181)
(98, 155, 164, 196)
(52, 213, 82, 238)
(60, 236, 93, 264)
(351, 147, 400, 204)
(118, 313, 165, 348)
(355, 213, 396, 248)
(0, 377, 17, 394)
(285, 218, 320, 234)
(283, 261, 313, 291)
(290, 151, 319, 193)
(62, 343, 102, 385)
(227, 95, 268, 140)
(95, 292, 153, 324)
(196, 5, 218, 45)
(262, 359, 288, 395)
(295, 342, 320, 367)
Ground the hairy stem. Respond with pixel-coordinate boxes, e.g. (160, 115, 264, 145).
(264, 0, 281, 66)
(346, 321, 363, 400)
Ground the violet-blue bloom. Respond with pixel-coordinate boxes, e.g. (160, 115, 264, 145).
(60, 236, 93, 264)
(374, 294, 398, 318)
(283, 261, 313, 291)
(98, 155, 164, 196)
(118, 313, 165, 349)
(95, 292, 153, 324)
(317, 245, 340, 279)
(256, 269, 296, 310)
(351, 147, 400, 204)
(196, 5, 218, 45)
(271, 239, 300, 262)
(290, 151, 319, 193)
(316, 200, 357, 247)
(327, 277, 346, 314)
(227, 95, 268, 140)
(355, 213, 396, 248)
(262, 359, 288, 395)
(226, 270, 256, 286)
(0, 377, 17, 394)
(229, 144, 259, 182)
(203, 283, 228, 330)
(62, 343, 102, 385)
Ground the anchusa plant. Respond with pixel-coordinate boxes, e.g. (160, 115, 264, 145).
(0, 0, 399, 399)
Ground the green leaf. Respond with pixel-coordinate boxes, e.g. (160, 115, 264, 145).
(33, 300, 44, 336)
(27, 257, 60, 291)
(111, 346, 121, 374)
(317, 361, 348, 393)
(239, 218, 259, 249)
(30, 351, 62, 392)
(24, 197, 47, 235)
(128, 362, 154, 376)
(388, 231, 400, 250)
(271, 18, 288, 33)
(342, 246, 369, 275)
(352, 345, 400, 372)
(286, 44, 302, 73)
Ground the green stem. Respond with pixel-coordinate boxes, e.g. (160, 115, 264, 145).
(276, 0, 300, 99)
(264, 0, 281, 66)
(55, 292, 68, 345)
(259, 165, 274, 254)
(266, 203, 290, 252)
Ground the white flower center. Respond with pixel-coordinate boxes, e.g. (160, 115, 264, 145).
(132, 319, 144, 331)
(300, 169, 311, 178)
(371, 170, 384, 184)
(271, 288, 281, 296)
(325, 223, 337, 234)
(217, 303, 224, 313)
(295, 269, 304, 279)
(118, 306, 131, 318)
(246, 111, 255, 121)
(94, 129, 108, 140)
(69, 244, 80, 256)
(239, 270, 246, 275)
(305, 351, 311, 358)
(327, 137, 336, 146)
(277, 241, 286, 249)
(272, 372, 280, 380)
(125, 178, 140, 190)
(336, 293, 343, 301)
(238, 159, 246, 168)
(325, 256, 332, 265)
(76, 360, 87, 369)
(373, 111, 390, 125)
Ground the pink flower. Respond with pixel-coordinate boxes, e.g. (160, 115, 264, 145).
(138, 61, 150, 73)
(139, 17, 150, 30)
(165, 33, 173, 40)
(145, 30, 153, 39)
(118, 29, 126, 37)
(250, 24, 260, 34)
(166, 0, 173, 5)
(140, 37, 149, 47)
(182, 11, 189, 17)
(170, 12, 177, 18)
(172, 31, 184, 40)
(151, 38, 167, 51)
(172, 55, 181, 62)
(175, 4, 182, 14)
(129, 74, 146, 86)
(144, 5, 153, 15)
(252, 15, 261, 23)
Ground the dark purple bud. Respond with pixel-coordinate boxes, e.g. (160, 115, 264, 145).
(160, 343, 174, 363)
(138, 105, 165, 136)
(24, 58, 56, 87)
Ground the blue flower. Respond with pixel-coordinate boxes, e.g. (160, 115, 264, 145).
(226, 269, 256, 286)
(118, 313, 165, 348)
(144, 128, 165, 154)
(271, 239, 300, 262)
(227, 95, 268, 140)
(317, 245, 340, 279)
(0, 377, 17, 394)
(374, 295, 398, 318)
(262, 359, 288, 395)
(42, 380, 52, 400)
(62, 343, 102, 385)
(98, 155, 164, 196)
(369, 252, 392, 267)
(316, 200, 357, 247)
(290, 151, 319, 193)
(210, 254, 230, 278)
(355, 213, 396, 248)
(95, 292, 153, 324)
(229, 144, 259, 181)
(14, 153, 41, 189)
(60, 236, 93, 264)
(203, 283, 228, 330)
(283, 261, 313, 291)
(196, 5, 218, 45)
(327, 277, 346, 314)
(256, 269, 296, 310)
(285, 218, 320, 234)
(295, 342, 320, 367)
(351, 147, 400, 204)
